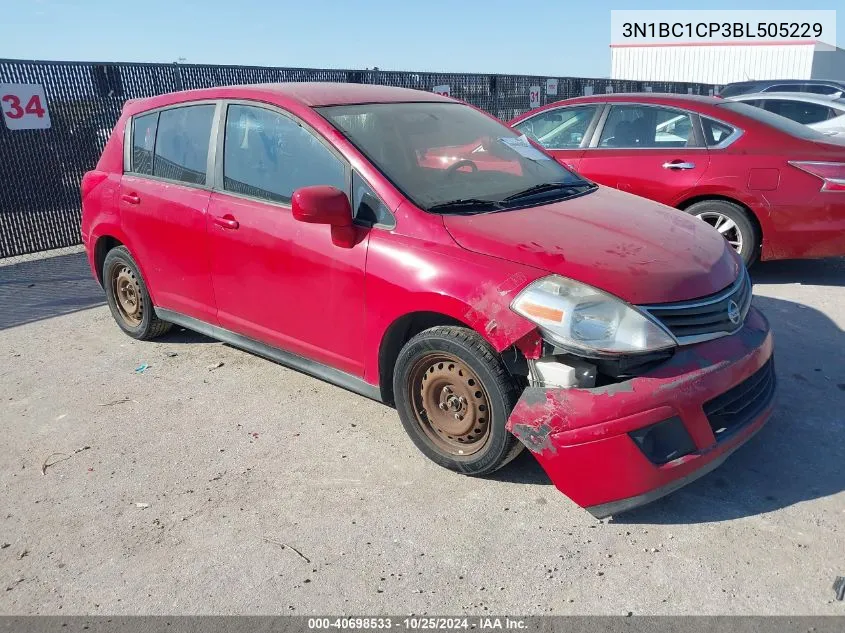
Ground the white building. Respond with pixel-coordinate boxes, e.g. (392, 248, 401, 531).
(611, 41, 845, 85)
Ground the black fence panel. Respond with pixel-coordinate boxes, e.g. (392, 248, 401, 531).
(0, 58, 714, 259)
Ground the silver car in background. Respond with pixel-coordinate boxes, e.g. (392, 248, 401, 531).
(726, 92, 845, 136)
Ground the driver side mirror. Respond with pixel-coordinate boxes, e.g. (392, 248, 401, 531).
(292, 185, 357, 248)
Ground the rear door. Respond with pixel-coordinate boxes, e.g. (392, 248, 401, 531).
(205, 102, 369, 376)
(511, 104, 602, 172)
(576, 103, 710, 206)
(120, 103, 218, 323)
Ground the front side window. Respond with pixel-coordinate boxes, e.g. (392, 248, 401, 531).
(153, 105, 215, 185)
(599, 105, 695, 148)
(318, 102, 591, 213)
(762, 99, 833, 125)
(223, 104, 345, 204)
(804, 84, 843, 95)
(131, 112, 158, 175)
(513, 106, 599, 150)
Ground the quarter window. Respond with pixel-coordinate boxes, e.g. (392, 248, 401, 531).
(152, 105, 215, 185)
(701, 118, 736, 146)
(514, 106, 598, 150)
(223, 104, 345, 204)
(131, 112, 158, 175)
(352, 171, 393, 227)
(599, 105, 696, 148)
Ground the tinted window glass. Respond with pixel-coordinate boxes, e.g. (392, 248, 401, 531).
(717, 101, 827, 140)
(804, 84, 842, 95)
(223, 104, 345, 204)
(131, 112, 158, 175)
(701, 118, 736, 146)
(765, 84, 803, 93)
(153, 105, 215, 185)
(514, 106, 598, 149)
(599, 105, 695, 148)
(352, 172, 393, 226)
(763, 99, 832, 124)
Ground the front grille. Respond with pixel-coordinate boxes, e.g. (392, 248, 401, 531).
(639, 269, 752, 344)
(703, 358, 776, 441)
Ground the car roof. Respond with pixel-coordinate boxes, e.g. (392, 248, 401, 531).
(727, 92, 845, 106)
(723, 78, 845, 87)
(128, 82, 453, 110)
(543, 93, 723, 107)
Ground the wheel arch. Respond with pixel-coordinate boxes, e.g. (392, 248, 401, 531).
(377, 311, 472, 406)
(676, 194, 764, 246)
(93, 235, 125, 286)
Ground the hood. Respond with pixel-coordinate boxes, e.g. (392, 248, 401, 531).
(442, 186, 741, 305)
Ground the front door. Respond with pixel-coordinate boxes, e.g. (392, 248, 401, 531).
(577, 103, 710, 206)
(206, 102, 368, 376)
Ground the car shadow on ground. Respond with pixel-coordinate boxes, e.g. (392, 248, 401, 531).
(751, 256, 845, 287)
(494, 290, 845, 523)
(611, 291, 844, 523)
(0, 252, 106, 330)
(0, 252, 214, 345)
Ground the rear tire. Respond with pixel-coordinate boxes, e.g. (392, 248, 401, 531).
(393, 326, 524, 475)
(684, 199, 760, 266)
(103, 246, 171, 340)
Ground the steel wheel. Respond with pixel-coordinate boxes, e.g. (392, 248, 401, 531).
(111, 265, 143, 328)
(408, 352, 492, 456)
(696, 211, 743, 253)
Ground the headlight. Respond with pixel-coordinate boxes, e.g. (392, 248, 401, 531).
(511, 275, 676, 355)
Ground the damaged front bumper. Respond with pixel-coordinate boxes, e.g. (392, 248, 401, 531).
(506, 306, 775, 518)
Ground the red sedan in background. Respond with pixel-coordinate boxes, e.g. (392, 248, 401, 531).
(510, 94, 845, 265)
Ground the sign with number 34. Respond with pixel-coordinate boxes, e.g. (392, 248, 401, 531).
(1, 84, 51, 130)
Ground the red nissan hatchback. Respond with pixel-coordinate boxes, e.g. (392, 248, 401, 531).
(510, 93, 845, 265)
(81, 83, 775, 517)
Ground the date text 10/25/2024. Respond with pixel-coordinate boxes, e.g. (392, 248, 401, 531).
(308, 618, 528, 630)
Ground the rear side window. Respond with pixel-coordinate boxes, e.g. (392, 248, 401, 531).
(717, 102, 827, 141)
(762, 99, 833, 124)
(222, 104, 345, 204)
(701, 118, 736, 146)
(152, 105, 215, 185)
(599, 105, 696, 148)
(131, 112, 158, 175)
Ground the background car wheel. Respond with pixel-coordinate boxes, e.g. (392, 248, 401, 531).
(393, 326, 524, 475)
(684, 200, 760, 266)
(103, 246, 171, 340)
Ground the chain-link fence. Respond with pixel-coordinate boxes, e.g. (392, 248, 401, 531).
(0, 58, 715, 263)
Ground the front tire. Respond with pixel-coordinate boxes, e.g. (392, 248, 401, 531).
(103, 246, 171, 340)
(684, 199, 760, 266)
(393, 326, 524, 475)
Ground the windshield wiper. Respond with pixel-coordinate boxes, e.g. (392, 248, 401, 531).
(502, 181, 595, 203)
(427, 198, 503, 213)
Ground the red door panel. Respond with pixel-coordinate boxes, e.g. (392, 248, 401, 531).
(119, 175, 217, 323)
(577, 104, 711, 206)
(206, 192, 369, 376)
(578, 149, 710, 206)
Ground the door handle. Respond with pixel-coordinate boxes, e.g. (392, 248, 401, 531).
(121, 193, 141, 204)
(662, 161, 696, 170)
(212, 214, 239, 230)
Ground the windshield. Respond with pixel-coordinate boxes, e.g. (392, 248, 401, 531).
(717, 101, 829, 140)
(317, 102, 592, 213)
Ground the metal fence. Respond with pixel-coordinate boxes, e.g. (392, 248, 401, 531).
(0, 58, 716, 260)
